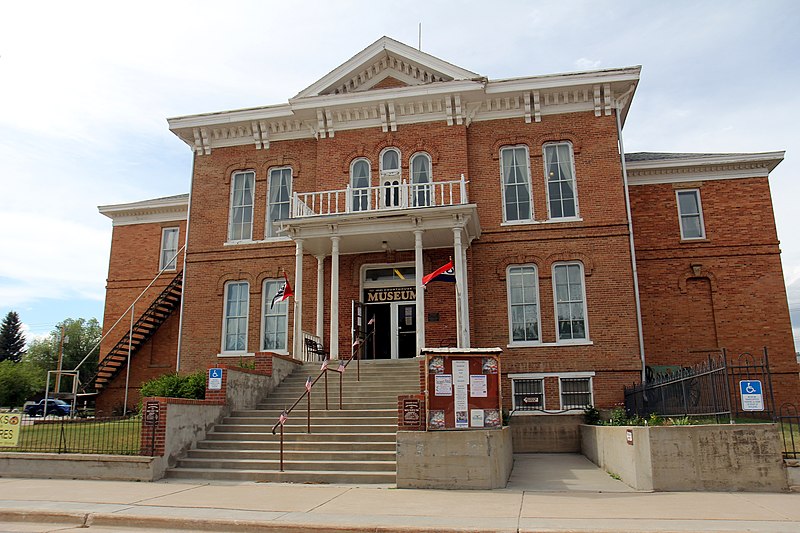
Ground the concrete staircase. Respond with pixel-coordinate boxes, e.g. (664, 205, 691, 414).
(166, 358, 420, 483)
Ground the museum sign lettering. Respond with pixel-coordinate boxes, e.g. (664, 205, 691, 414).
(365, 287, 416, 303)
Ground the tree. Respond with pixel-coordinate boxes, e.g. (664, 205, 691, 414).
(24, 318, 101, 387)
(0, 311, 26, 363)
(0, 360, 44, 408)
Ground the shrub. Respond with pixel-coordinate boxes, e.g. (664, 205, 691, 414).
(140, 371, 206, 400)
(583, 405, 602, 425)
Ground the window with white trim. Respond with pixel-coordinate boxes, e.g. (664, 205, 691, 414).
(267, 167, 292, 238)
(544, 142, 578, 219)
(507, 265, 540, 343)
(410, 152, 432, 207)
(350, 158, 371, 212)
(380, 148, 401, 208)
(560, 377, 593, 409)
(229, 171, 255, 241)
(262, 279, 289, 351)
(512, 378, 544, 411)
(159, 227, 179, 271)
(553, 262, 588, 341)
(222, 281, 249, 353)
(676, 189, 705, 240)
(500, 146, 533, 222)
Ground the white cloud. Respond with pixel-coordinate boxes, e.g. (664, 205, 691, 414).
(574, 58, 602, 70)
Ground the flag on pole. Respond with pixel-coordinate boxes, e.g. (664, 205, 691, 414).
(352, 338, 361, 348)
(422, 260, 456, 286)
(278, 410, 288, 426)
(271, 272, 294, 309)
(320, 358, 329, 371)
(368, 316, 375, 326)
(305, 376, 312, 392)
(337, 360, 346, 373)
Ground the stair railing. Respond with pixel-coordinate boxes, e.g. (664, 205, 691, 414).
(71, 246, 186, 413)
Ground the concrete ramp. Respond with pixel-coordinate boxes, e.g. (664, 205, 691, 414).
(506, 453, 636, 492)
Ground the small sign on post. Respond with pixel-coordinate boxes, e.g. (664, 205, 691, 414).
(208, 368, 223, 391)
(0, 413, 21, 447)
(739, 380, 764, 411)
(144, 401, 160, 427)
(403, 399, 421, 425)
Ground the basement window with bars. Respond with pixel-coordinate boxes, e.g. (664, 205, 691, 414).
(512, 378, 544, 411)
(560, 377, 593, 410)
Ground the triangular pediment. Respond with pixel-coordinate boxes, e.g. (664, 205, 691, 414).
(293, 36, 480, 99)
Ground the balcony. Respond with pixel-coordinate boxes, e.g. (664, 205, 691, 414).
(291, 175, 468, 219)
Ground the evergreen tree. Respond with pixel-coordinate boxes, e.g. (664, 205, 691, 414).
(0, 311, 26, 363)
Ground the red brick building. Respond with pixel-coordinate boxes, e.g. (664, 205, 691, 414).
(96, 37, 798, 415)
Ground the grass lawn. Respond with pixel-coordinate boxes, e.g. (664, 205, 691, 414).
(8, 417, 142, 455)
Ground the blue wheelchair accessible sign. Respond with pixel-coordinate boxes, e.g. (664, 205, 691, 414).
(739, 380, 764, 411)
(208, 368, 223, 390)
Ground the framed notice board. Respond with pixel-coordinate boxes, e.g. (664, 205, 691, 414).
(423, 348, 502, 430)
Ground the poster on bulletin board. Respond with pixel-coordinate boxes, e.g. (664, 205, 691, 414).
(423, 348, 502, 431)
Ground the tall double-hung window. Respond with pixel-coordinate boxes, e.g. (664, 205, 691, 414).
(676, 189, 705, 240)
(222, 281, 249, 353)
(544, 142, 578, 219)
(350, 159, 371, 212)
(500, 146, 532, 222)
(380, 148, 401, 208)
(410, 152, 432, 207)
(262, 279, 289, 351)
(507, 265, 540, 343)
(159, 227, 179, 271)
(267, 167, 292, 238)
(553, 262, 588, 341)
(229, 171, 255, 241)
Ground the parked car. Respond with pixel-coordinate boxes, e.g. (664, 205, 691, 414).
(24, 399, 71, 417)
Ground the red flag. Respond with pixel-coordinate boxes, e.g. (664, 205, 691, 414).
(271, 272, 294, 309)
(278, 410, 288, 426)
(305, 376, 312, 392)
(368, 316, 375, 326)
(320, 358, 329, 371)
(337, 360, 346, 373)
(422, 260, 456, 286)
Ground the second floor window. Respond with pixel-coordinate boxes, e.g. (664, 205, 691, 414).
(222, 281, 249, 353)
(351, 158, 371, 212)
(676, 189, 705, 240)
(381, 148, 401, 208)
(159, 227, 179, 271)
(544, 142, 578, 219)
(507, 265, 540, 343)
(267, 167, 292, 238)
(410, 152, 432, 207)
(229, 171, 254, 241)
(500, 146, 532, 222)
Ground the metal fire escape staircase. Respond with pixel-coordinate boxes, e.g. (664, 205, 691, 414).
(88, 271, 183, 392)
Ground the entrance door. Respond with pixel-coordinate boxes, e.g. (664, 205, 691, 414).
(396, 303, 416, 358)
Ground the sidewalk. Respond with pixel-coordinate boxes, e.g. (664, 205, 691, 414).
(0, 454, 798, 532)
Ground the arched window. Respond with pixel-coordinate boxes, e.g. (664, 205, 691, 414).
(410, 152, 432, 207)
(350, 158, 371, 212)
(380, 148, 401, 208)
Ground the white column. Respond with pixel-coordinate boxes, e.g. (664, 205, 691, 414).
(329, 236, 340, 359)
(461, 243, 471, 348)
(316, 255, 325, 340)
(293, 239, 304, 359)
(452, 226, 464, 348)
(414, 230, 425, 356)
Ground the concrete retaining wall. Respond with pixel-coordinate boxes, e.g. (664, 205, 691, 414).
(510, 414, 582, 452)
(397, 428, 513, 489)
(0, 453, 157, 481)
(581, 424, 788, 492)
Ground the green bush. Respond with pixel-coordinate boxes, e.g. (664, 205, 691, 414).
(0, 360, 45, 408)
(139, 371, 206, 400)
(583, 405, 602, 425)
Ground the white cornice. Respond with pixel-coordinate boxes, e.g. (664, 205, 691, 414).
(99, 195, 189, 226)
(289, 80, 485, 109)
(485, 66, 641, 94)
(627, 152, 785, 185)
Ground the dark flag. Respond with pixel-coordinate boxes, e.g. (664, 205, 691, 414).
(422, 260, 456, 286)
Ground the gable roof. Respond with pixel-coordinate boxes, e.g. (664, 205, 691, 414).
(293, 36, 480, 99)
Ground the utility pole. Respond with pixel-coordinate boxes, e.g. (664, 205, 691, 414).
(55, 325, 65, 394)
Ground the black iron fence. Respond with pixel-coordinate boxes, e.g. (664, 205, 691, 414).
(624, 348, 776, 421)
(778, 403, 799, 460)
(7, 415, 145, 455)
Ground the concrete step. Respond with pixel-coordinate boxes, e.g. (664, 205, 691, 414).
(205, 431, 396, 442)
(257, 401, 400, 410)
(222, 416, 397, 425)
(212, 423, 396, 434)
(165, 467, 396, 484)
(175, 457, 396, 472)
(185, 449, 395, 462)
(231, 408, 397, 418)
(196, 440, 397, 452)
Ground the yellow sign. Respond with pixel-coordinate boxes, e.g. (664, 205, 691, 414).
(0, 413, 22, 447)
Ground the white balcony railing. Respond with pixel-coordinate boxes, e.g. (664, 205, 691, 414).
(291, 175, 468, 219)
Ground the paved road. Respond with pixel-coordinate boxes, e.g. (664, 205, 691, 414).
(0, 454, 798, 532)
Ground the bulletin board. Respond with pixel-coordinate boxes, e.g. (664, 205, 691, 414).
(424, 349, 502, 430)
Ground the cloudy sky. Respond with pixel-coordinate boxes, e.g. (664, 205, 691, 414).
(2, 0, 800, 348)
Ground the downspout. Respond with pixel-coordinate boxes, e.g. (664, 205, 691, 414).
(615, 87, 647, 385)
(175, 154, 196, 372)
